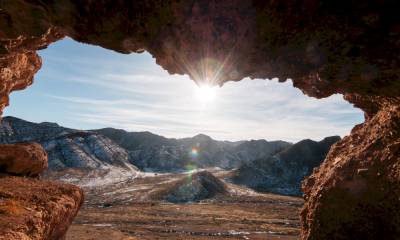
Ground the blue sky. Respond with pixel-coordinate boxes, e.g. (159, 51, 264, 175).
(4, 38, 364, 142)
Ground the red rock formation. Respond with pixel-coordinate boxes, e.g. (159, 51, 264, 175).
(302, 99, 400, 239)
(0, 176, 84, 240)
(0, 143, 48, 177)
(0, 142, 84, 240)
(0, 1, 399, 239)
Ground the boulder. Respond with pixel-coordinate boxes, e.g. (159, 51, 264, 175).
(0, 176, 84, 240)
(0, 143, 48, 177)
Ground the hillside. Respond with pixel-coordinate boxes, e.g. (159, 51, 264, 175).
(231, 136, 340, 196)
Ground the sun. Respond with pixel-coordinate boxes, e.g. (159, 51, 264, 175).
(195, 85, 218, 103)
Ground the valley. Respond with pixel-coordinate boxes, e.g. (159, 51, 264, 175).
(66, 169, 303, 240)
(0, 117, 334, 239)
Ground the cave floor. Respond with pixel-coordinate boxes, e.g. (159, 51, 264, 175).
(65, 170, 303, 240)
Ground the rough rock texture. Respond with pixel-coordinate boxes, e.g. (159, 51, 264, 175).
(0, 142, 47, 177)
(1, 1, 399, 105)
(0, 125, 84, 239)
(232, 136, 340, 196)
(0, 1, 399, 239)
(301, 103, 400, 239)
(0, 176, 83, 240)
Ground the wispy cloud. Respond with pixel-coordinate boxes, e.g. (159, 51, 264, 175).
(49, 76, 364, 142)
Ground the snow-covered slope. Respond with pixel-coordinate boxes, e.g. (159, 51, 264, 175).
(0, 117, 139, 186)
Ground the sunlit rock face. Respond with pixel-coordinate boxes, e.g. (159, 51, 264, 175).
(0, 142, 83, 239)
(0, 1, 399, 239)
(0, 142, 47, 177)
(0, 176, 83, 240)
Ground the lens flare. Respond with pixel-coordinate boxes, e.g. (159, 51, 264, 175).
(190, 147, 199, 158)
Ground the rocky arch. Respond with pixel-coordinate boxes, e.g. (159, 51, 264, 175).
(0, 1, 399, 239)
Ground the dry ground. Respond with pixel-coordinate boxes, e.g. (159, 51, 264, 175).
(66, 170, 303, 240)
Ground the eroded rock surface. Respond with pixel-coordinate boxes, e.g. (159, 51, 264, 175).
(0, 176, 83, 240)
(0, 142, 47, 177)
(301, 100, 400, 239)
(0, 1, 399, 239)
(1, 1, 399, 108)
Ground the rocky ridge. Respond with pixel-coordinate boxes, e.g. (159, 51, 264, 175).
(0, 116, 292, 174)
(96, 128, 292, 171)
(232, 136, 340, 196)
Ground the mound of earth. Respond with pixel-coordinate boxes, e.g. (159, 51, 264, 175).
(149, 171, 229, 203)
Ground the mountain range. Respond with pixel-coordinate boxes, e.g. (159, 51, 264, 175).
(231, 136, 340, 195)
(0, 116, 340, 196)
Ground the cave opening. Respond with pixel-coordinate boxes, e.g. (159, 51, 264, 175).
(6, 38, 364, 141)
(2, 37, 365, 239)
(1, 1, 399, 239)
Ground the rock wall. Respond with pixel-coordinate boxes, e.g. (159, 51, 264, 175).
(301, 101, 400, 239)
(0, 176, 83, 240)
(0, 142, 83, 240)
(0, 1, 399, 239)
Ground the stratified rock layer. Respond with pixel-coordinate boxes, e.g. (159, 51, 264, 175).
(0, 176, 83, 240)
(0, 1, 399, 239)
(0, 143, 47, 177)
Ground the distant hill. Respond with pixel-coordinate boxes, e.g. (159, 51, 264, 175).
(95, 127, 292, 171)
(231, 136, 341, 196)
(148, 171, 229, 203)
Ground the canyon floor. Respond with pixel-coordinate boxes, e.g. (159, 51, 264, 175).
(64, 169, 303, 240)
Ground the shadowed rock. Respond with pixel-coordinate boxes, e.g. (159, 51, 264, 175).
(301, 104, 400, 240)
(232, 136, 340, 196)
